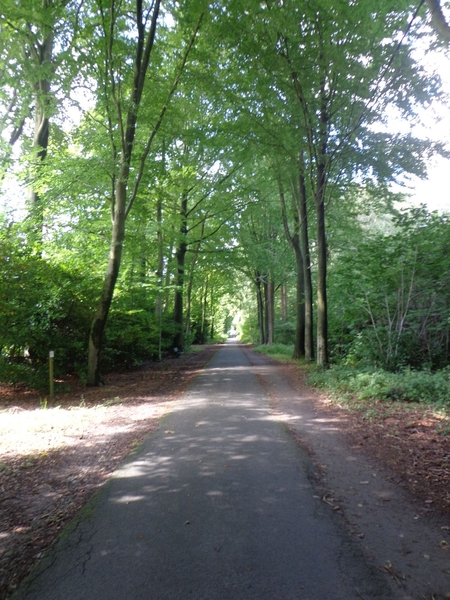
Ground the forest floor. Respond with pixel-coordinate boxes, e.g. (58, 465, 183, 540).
(0, 344, 449, 600)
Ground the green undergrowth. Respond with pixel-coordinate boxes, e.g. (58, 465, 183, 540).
(308, 365, 450, 409)
(253, 343, 317, 371)
(253, 343, 296, 363)
(253, 344, 450, 423)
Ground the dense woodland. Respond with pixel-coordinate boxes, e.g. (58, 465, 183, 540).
(0, 0, 450, 397)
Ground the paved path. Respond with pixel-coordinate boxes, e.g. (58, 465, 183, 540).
(16, 343, 394, 599)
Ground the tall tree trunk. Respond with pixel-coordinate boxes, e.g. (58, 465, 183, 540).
(266, 279, 275, 345)
(255, 273, 265, 345)
(164, 244, 175, 313)
(173, 191, 188, 351)
(200, 277, 209, 343)
(185, 222, 204, 338)
(28, 19, 53, 245)
(87, 180, 127, 385)
(210, 286, 214, 341)
(316, 194, 328, 365)
(263, 279, 269, 344)
(292, 243, 305, 358)
(278, 178, 305, 358)
(155, 193, 164, 361)
(184, 264, 194, 339)
(426, 0, 450, 42)
(298, 165, 314, 361)
(280, 283, 288, 321)
(263, 278, 275, 345)
(155, 140, 166, 323)
(315, 62, 329, 366)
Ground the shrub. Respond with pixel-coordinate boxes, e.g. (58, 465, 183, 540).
(308, 365, 450, 407)
(102, 310, 176, 370)
(274, 321, 296, 345)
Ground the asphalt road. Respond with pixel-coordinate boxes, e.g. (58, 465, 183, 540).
(15, 342, 395, 600)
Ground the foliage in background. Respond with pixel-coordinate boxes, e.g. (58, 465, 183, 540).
(328, 207, 450, 371)
(0, 220, 97, 388)
(1, 1, 450, 396)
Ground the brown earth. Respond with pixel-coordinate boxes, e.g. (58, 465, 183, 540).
(0, 345, 218, 600)
(1, 344, 449, 599)
(274, 359, 450, 519)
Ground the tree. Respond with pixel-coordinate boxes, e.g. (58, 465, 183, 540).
(0, 0, 81, 241)
(222, 0, 443, 365)
(84, 1, 203, 384)
(328, 204, 450, 370)
(1, 0, 449, 391)
(277, 161, 314, 360)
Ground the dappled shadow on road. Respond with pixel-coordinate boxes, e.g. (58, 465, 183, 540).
(73, 355, 391, 600)
(0, 345, 220, 600)
(110, 392, 291, 507)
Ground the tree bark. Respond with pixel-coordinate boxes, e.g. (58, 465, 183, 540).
(173, 190, 188, 351)
(280, 283, 288, 321)
(292, 242, 305, 358)
(185, 214, 205, 340)
(210, 286, 214, 340)
(155, 193, 164, 360)
(255, 273, 265, 345)
(316, 192, 328, 365)
(298, 166, 314, 361)
(200, 277, 209, 343)
(426, 0, 450, 43)
(28, 13, 53, 245)
(267, 278, 275, 345)
(315, 61, 329, 367)
(278, 178, 305, 358)
(87, 180, 127, 385)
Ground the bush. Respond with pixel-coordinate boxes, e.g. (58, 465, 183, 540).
(102, 310, 176, 370)
(308, 365, 450, 407)
(0, 234, 96, 387)
(274, 321, 296, 345)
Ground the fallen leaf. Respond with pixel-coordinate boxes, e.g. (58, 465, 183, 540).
(164, 430, 175, 434)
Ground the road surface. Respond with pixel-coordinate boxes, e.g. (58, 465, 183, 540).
(13, 343, 441, 599)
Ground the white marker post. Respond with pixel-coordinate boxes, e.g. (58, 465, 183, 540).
(49, 351, 54, 399)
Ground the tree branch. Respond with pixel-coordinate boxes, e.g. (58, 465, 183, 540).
(126, 12, 204, 217)
(426, 0, 450, 42)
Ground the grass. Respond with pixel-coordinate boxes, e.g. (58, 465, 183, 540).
(253, 343, 295, 362)
(253, 343, 318, 371)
